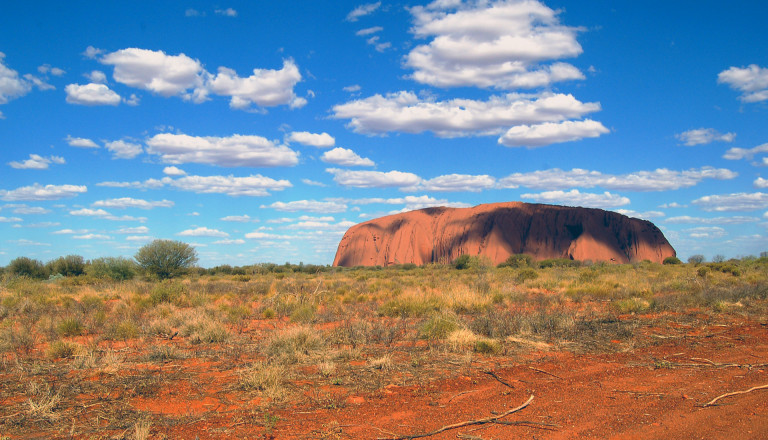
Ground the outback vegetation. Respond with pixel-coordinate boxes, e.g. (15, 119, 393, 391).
(0, 249, 767, 439)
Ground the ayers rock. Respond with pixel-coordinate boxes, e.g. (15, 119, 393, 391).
(333, 202, 676, 267)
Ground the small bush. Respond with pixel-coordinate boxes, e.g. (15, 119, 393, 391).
(663, 256, 682, 265)
(516, 268, 539, 283)
(611, 297, 651, 314)
(47, 341, 79, 359)
(134, 239, 198, 279)
(105, 320, 139, 340)
(7, 256, 48, 279)
(149, 281, 186, 306)
(498, 254, 533, 268)
(474, 338, 502, 354)
(87, 257, 137, 281)
(538, 258, 581, 268)
(453, 254, 472, 270)
(47, 255, 85, 277)
(419, 313, 460, 340)
(266, 326, 323, 363)
(57, 318, 84, 337)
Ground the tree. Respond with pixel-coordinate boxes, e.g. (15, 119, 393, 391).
(134, 240, 198, 279)
(687, 254, 706, 264)
(7, 256, 48, 279)
(87, 257, 137, 281)
(47, 255, 85, 276)
(663, 256, 682, 265)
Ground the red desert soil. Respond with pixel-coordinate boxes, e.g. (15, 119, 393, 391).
(118, 319, 767, 440)
(333, 203, 676, 267)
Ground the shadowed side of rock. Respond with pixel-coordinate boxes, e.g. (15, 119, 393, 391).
(333, 202, 676, 267)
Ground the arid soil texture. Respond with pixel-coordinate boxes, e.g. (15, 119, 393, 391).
(1, 259, 767, 439)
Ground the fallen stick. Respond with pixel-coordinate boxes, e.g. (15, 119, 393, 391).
(528, 366, 563, 379)
(377, 395, 534, 440)
(703, 384, 768, 407)
(484, 371, 515, 389)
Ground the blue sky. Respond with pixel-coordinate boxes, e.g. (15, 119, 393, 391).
(1, 0, 767, 267)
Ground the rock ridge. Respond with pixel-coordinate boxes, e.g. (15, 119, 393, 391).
(333, 202, 676, 267)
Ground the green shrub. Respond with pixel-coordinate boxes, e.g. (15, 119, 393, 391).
(149, 281, 186, 306)
(57, 318, 84, 337)
(47, 255, 85, 277)
(474, 338, 502, 354)
(663, 256, 682, 265)
(87, 257, 137, 281)
(498, 254, 533, 268)
(516, 268, 539, 283)
(538, 258, 581, 268)
(47, 341, 79, 359)
(453, 254, 472, 270)
(105, 320, 139, 340)
(134, 239, 198, 279)
(419, 313, 460, 340)
(7, 256, 48, 279)
(289, 304, 317, 323)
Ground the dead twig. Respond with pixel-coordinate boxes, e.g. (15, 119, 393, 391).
(703, 384, 768, 407)
(448, 389, 480, 402)
(376, 394, 534, 440)
(492, 420, 560, 431)
(528, 366, 563, 380)
(612, 390, 665, 397)
(484, 371, 515, 389)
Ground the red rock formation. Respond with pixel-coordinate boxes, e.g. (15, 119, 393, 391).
(333, 202, 676, 267)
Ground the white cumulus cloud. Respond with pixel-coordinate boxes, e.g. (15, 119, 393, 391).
(178, 227, 229, 237)
(162, 166, 187, 176)
(332, 91, 602, 142)
(65, 83, 121, 106)
(346, 2, 381, 21)
(692, 192, 768, 212)
(0, 52, 34, 104)
(65, 135, 99, 148)
(92, 197, 174, 209)
(675, 128, 736, 146)
(498, 167, 737, 191)
(286, 131, 335, 147)
(520, 189, 630, 208)
(207, 60, 302, 109)
(499, 119, 608, 147)
(264, 200, 347, 213)
(718, 64, 768, 103)
(321, 148, 375, 167)
(146, 133, 299, 167)
(723, 143, 768, 161)
(0, 183, 86, 201)
(101, 48, 206, 99)
(416, 174, 496, 192)
(406, 0, 584, 89)
(326, 168, 422, 188)
(105, 140, 143, 159)
(169, 174, 292, 197)
(9, 154, 66, 170)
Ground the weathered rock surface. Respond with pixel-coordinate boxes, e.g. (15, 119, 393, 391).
(333, 202, 676, 267)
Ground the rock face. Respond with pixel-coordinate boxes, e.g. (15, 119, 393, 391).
(333, 202, 676, 267)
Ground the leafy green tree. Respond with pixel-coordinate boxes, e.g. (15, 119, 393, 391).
(87, 257, 137, 281)
(47, 255, 85, 276)
(663, 256, 682, 265)
(134, 240, 198, 279)
(7, 256, 48, 279)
